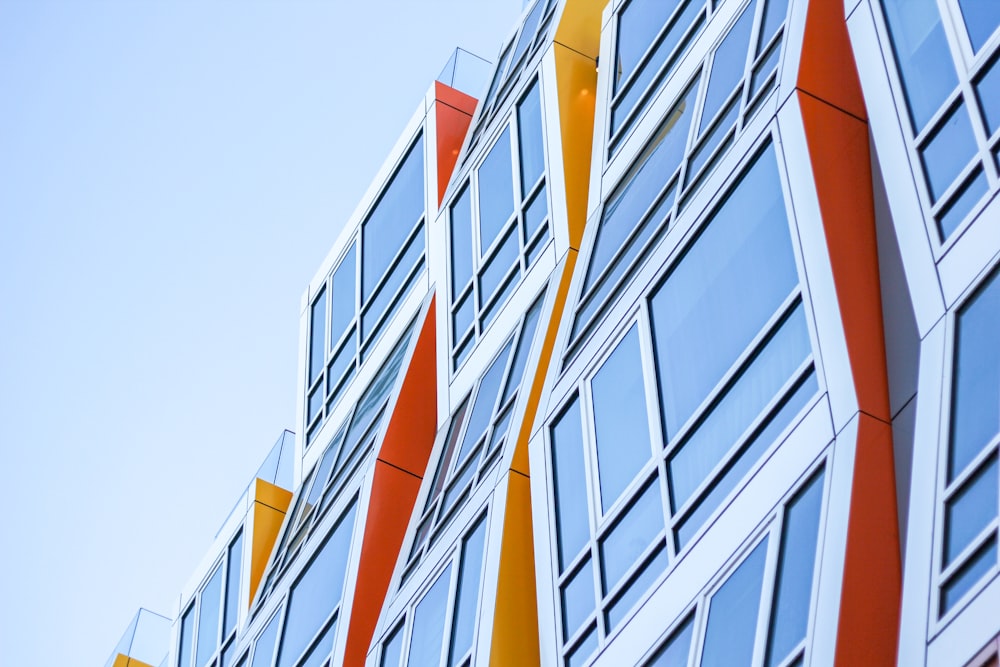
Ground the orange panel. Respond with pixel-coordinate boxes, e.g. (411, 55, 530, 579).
(554, 45, 597, 250)
(554, 0, 607, 60)
(341, 461, 423, 667)
(435, 95, 474, 208)
(833, 414, 901, 667)
(248, 481, 292, 610)
(795, 0, 866, 121)
(489, 471, 541, 667)
(434, 80, 477, 116)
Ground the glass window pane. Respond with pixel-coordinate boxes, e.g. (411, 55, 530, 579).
(615, 0, 681, 92)
(179, 605, 195, 667)
(518, 80, 546, 197)
(197, 566, 224, 667)
(250, 613, 280, 667)
(937, 168, 989, 240)
(567, 626, 598, 667)
(880, 0, 958, 132)
(224, 532, 244, 636)
(699, 538, 768, 667)
(408, 564, 453, 667)
(449, 517, 488, 666)
(976, 55, 1000, 135)
(600, 481, 664, 593)
(457, 339, 514, 463)
(758, 0, 788, 54)
(479, 225, 520, 308)
(362, 135, 425, 299)
(501, 295, 544, 405)
(361, 227, 424, 340)
(381, 623, 404, 667)
(427, 399, 470, 512)
(277, 503, 358, 667)
(309, 290, 327, 384)
(958, 0, 1000, 53)
(551, 398, 591, 571)
(765, 470, 825, 667)
(524, 184, 549, 240)
(592, 326, 654, 511)
(331, 246, 356, 347)
(606, 546, 669, 631)
(481, 43, 514, 116)
(510, 0, 546, 69)
(950, 268, 1000, 481)
(699, 5, 754, 135)
(645, 613, 694, 667)
(297, 618, 337, 667)
(478, 128, 516, 253)
(651, 146, 797, 439)
(941, 535, 998, 613)
(945, 455, 999, 566)
(450, 186, 474, 301)
(561, 557, 596, 641)
(919, 102, 977, 201)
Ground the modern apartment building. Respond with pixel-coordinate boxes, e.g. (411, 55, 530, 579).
(104, 0, 1000, 665)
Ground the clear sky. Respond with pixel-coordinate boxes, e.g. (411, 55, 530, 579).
(0, 1, 521, 664)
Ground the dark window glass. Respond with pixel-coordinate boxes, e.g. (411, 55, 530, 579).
(945, 455, 999, 566)
(615, 0, 681, 92)
(179, 605, 195, 667)
(450, 186, 474, 300)
(277, 503, 357, 667)
(331, 247, 356, 347)
(958, 0, 1000, 52)
(481, 43, 514, 116)
(224, 532, 243, 635)
(920, 102, 977, 201)
(941, 535, 998, 613)
(592, 326, 654, 511)
(426, 399, 470, 513)
(551, 398, 591, 571)
(652, 147, 797, 441)
(699, 539, 768, 667)
(518, 80, 546, 197)
(600, 481, 664, 593)
(562, 558, 596, 640)
(881, 0, 958, 132)
(699, 5, 754, 134)
(197, 566, 224, 667)
(976, 55, 1000, 135)
(309, 290, 327, 384)
(478, 128, 516, 253)
(250, 613, 280, 667)
(362, 135, 425, 299)
(408, 564, 453, 667)
(381, 623, 404, 667)
(449, 517, 488, 666)
(456, 339, 514, 463)
(950, 268, 1000, 481)
(645, 614, 694, 667)
(765, 470, 824, 667)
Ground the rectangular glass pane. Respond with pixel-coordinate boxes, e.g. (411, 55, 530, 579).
(615, 0, 682, 93)
(449, 517, 488, 666)
(919, 102, 977, 202)
(224, 532, 243, 635)
(309, 289, 327, 384)
(941, 534, 998, 614)
(297, 618, 337, 667)
(510, 0, 546, 69)
(699, 5, 753, 135)
(957, 0, 1000, 53)
(765, 470, 825, 667)
(644, 613, 694, 667)
(700, 539, 768, 667)
(481, 269, 519, 330)
(453, 291, 474, 342)
(408, 564, 453, 667)
(196, 566, 224, 667)
(361, 225, 423, 339)
(600, 481, 664, 593)
(179, 605, 195, 667)
(606, 546, 669, 631)
(551, 398, 591, 571)
(686, 96, 738, 187)
(331, 245, 356, 346)
(479, 225, 519, 308)
(517, 79, 545, 197)
(976, 55, 1000, 135)
(501, 294, 544, 405)
(308, 383, 324, 424)
(478, 128, 516, 253)
(945, 455, 999, 566)
(950, 268, 1000, 481)
(250, 613, 280, 667)
(327, 332, 356, 399)
(427, 399, 471, 512)
(524, 183, 548, 240)
(758, 0, 788, 54)
(937, 167, 988, 240)
(561, 557, 596, 641)
(593, 326, 654, 512)
(450, 186, 474, 301)
(362, 135, 425, 299)
(456, 339, 514, 463)
(381, 622, 404, 667)
(566, 626, 598, 667)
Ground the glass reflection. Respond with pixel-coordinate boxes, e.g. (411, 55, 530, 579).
(408, 565, 452, 667)
(478, 128, 516, 253)
(700, 539, 768, 667)
(551, 399, 591, 571)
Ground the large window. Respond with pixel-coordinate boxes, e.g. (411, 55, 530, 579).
(547, 143, 818, 665)
(573, 0, 791, 355)
(449, 80, 550, 370)
(306, 135, 426, 444)
(176, 529, 245, 667)
(939, 265, 1000, 617)
(380, 515, 489, 667)
(880, 0, 999, 240)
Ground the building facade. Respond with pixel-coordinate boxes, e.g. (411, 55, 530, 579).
(104, 0, 1000, 666)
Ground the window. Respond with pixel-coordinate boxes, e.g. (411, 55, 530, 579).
(939, 266, 1000, 616)
(574, 0, 792, 355)
(406, 297, 544, 576)
(261, 329, 413, 604)
(880, 0, 999, 239)
(450, 80, 550, 370)
(306, 135, 426, 444)
(548, 144, 819, 665)
(381, 516, 489, 667)
(176, 529, 245, 667)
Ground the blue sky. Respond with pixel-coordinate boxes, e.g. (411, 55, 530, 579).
(0, 1, 521, 664)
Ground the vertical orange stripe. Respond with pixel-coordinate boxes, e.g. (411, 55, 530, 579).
(435, 82, 476, 207)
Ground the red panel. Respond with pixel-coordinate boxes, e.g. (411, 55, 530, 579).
(435, 82, 476, 206)
(796, 0, 866, 121)
(435, 80, 477, 115)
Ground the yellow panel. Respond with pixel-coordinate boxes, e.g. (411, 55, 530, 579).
(253, 477, 292, 511)
(126, 658, 156, 667)
(554, 44, 597, 250)
(111, 655, 130, 667)
(554, 0, 607, 59)
(248, 481, 292, 609)
(489, 472, 541, 667)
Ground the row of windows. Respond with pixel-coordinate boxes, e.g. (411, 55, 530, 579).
(547, 141, 818, 665)
(880, 0, 1000, 241)
(379, 514, 488, 667)
(178, 530, 244, 667)
(449, 77, 550, 371)
(939, 264, 1000, 617)
(306, 134, 426, 445)
(571, 0, 789, 357)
